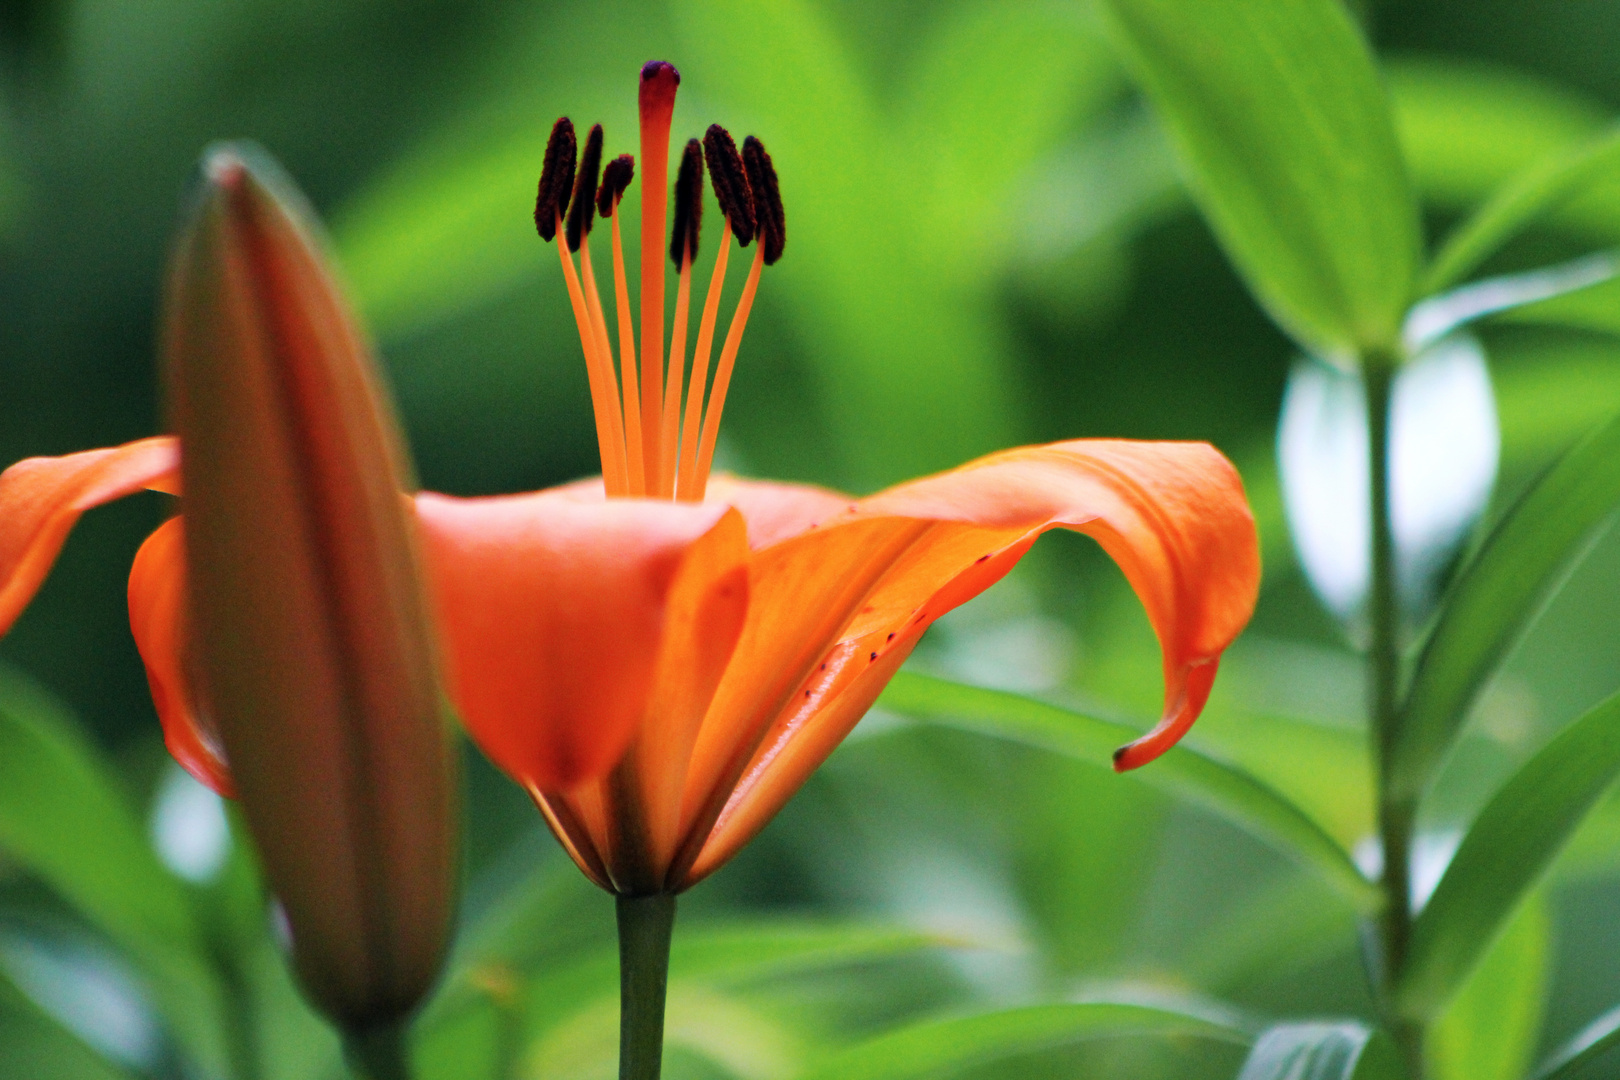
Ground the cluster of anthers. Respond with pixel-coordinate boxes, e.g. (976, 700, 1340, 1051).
(533, 60, 785, 503)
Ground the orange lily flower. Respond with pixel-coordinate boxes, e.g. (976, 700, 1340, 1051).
(416, 61, 1262, 899)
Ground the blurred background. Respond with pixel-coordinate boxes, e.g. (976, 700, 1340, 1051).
(3, 1, 1620, 1077)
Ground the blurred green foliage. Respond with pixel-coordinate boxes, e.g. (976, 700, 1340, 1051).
(5, 1, 1620, 1078)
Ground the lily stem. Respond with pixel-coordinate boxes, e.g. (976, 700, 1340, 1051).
(1365, 356, 1422, 1078)
(617, 892, 677, 1080)
(343, 1022, 412, 1080)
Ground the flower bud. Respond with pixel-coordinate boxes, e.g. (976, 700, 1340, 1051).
(161, 144, 457, 1035)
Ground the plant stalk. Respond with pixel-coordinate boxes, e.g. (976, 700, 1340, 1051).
(343, 1022, 412, 1080)
(1365, 356, 1423, 1078)
(617, 892, 677, 1080)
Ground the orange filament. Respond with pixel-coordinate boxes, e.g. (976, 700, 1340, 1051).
(692, 244, 765, 497)
(659, 251, 692, 498)
(610, 203, 646, 496)
(676, 222, 732, 501)
(552, 217, 626, 497)
(577, 241, 629, 495)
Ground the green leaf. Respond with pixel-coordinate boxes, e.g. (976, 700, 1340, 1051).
(0, 963, 132, 1080)
(1391, 410, 1620, 802)
(1423, 126, 1620, 295)
(0, 667, 227, 1075)
(1405, 253, 1617, 350)
(1498, 270, 1620, 339)
(1387, 58, 1608, 212)
(1430, 892, 1548, 1080)
(1396, 691, 1620, 1020)
(1095, 0, 1418, 358)
(878, 672, 1380, 913)
(1237, 1022, 1402, 1080)
(795, 1002, 1249, 1080)
(1532, 1002, 1620, 1080)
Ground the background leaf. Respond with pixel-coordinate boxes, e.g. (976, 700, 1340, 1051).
(1398, 692, 1620, 1020)
(0, 666, 226, 1074)
(794, 1001, 1249, 1080)
(1391, 410, 1620, 802)
(1429, 891, 1549, 1080)
(877, 672, 1379, 913)
(1095, 0, 1419, 358)
(1422, 126, 1620, 294)
(1533, 1002, 1620, 1080)
(1235, 1022, 1401, 1080)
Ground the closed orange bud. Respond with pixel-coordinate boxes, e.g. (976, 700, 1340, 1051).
(161, 145, 457, 1041)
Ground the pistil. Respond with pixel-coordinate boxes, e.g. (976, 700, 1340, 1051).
(638, 62, 679, 491)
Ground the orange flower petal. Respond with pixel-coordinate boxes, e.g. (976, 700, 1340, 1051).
(126, 517, 235, 797)
(414, 490, 746, 793)
(701, 475, 850, 548)
(675, 440, 1256, 884)
(0, 436, 179, 636)
(671, 513, 939, 877)
(854, 439, 1259, 771)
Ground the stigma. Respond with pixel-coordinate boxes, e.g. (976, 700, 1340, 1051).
(532, 62, 786, 502)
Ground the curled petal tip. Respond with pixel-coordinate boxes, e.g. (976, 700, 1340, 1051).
(1111, 658, 1221, 772)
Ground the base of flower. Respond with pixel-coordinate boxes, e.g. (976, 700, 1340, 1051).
(342, 1021, 411, 1080)
(617, 891, 678, 1080)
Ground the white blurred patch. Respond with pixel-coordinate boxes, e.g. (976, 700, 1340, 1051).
(0, 929, 159, 1067)
(1278, 334, 1500, 619)
(149, 763, 229, 884)
(1353, 827, 1463, 911)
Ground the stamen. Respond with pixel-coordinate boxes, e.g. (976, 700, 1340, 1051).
(599, 154, 634, 218)
(669, 139, 704, 268)
(692, 242, 764, 497)
(610, 195, 646, 496)
(566, 123, 604, 252)
(546, 203, 629, 500)
(638, 61, 680, 493)
(660, 139, 703, 497)
(533, 118, 576, 243)
(578, 241, 629, 495)
(676, 219, 732, 502)
(742, 136, 785, 265)
(703, 125, 755, 246)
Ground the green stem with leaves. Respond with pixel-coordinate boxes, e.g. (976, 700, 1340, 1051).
(617, 893, 677, 1080)
(1365, 355, 1423, 1078)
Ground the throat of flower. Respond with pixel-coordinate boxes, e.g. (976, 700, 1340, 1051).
(533, 63, 785, 503)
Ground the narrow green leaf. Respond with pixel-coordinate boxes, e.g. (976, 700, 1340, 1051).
(0, 668, 227, 1074)
(1095, 0, 1418, 358)
(878, 672, 1379, 913)
(1430, 892, 1548, 1080)
(1533, 1002, 1620, 1080)
(1424, 126, 1620, 295)
(1498, 269, 1620, 339)
(1391, 411, 1620, 802)
(796, 1002, 1249, 1080)
(1397, 692, 1620, 1019)
(1237, 1022, 1401, 1080)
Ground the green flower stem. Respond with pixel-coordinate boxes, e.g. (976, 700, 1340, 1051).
(344, 1022, 412, 1080)
(617, 892, 678, 1080)
(1365, 355, 1422, 1078)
